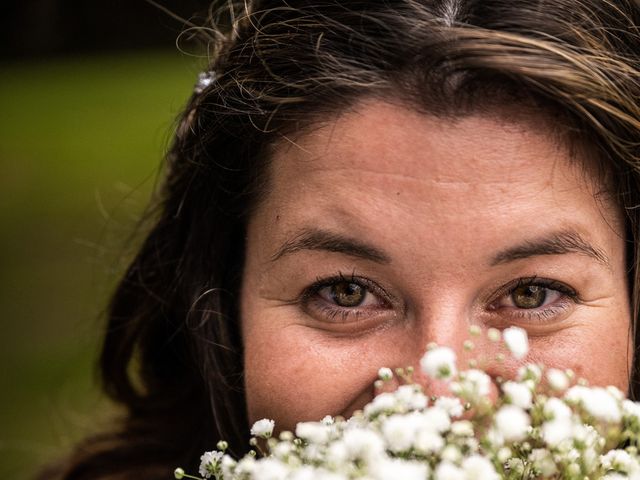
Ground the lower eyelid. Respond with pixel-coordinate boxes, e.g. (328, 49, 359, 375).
(302, 294, 393, 324)
(308, 294, 389, 313)
(500, 299, 573, 323)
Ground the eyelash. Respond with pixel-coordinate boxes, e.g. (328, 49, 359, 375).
(299, 273, 579, 325)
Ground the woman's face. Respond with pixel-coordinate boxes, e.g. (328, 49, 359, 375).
(240, 100, 632, 432)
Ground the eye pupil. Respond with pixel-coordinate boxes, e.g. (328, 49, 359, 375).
(331, 282, 365, 307)
(512, 285, 547, 309)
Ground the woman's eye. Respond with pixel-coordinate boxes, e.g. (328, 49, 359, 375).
(300, 275, 392, 326)
(491, 277, 578, 323)
(318, 281, 376, 308)
(509, 284, 559, 309)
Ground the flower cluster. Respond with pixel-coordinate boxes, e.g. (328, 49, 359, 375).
(176, 327, 640, 480)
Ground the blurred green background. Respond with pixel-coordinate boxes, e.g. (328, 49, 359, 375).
(0, 50, 201, 478)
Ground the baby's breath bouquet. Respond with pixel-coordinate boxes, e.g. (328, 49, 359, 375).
(176, 327, 640, 480)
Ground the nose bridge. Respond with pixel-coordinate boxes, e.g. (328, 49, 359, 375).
(412, 296, 472, 357)
(411, 304, 470, 396)
(402, 300, 491, 399)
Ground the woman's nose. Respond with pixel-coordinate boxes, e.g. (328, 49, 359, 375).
(378, 311, 503, 403)
(410, 345, 501, 406)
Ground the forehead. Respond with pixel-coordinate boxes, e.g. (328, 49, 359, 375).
(267, 100, 595, 197)
(254, 100, 623, 259)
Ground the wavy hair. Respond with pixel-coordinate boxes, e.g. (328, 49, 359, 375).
(45, 0, 640, 478)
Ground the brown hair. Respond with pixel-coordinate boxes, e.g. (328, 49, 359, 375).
(46, 0, 640, 478)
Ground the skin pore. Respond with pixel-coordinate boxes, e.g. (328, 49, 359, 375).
(240, 100, 632, 433)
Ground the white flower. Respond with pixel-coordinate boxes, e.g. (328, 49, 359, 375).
(517, 363, 542, 383)
(296, 421, 331, 444)
(288, 466, 319, 480)
(623, 399, 640, 423)
(421, 346, 457, 380)
(220, 455, 236, 479)
(372, 458, 429, 480)
(272, 441, 294, 459)
(547, 368, 570, 391)
(482, 426, 504, 448)
(191, 336, 640, 480)
(435, 461, 465, 480)
(321, 415, 334, 425)
(503, 326, 529, 359)
(316, 472, 349, 480)
(529, 449, 558, 477)
(414, 429, 445, 454)
(497, 447, 512, 463)
(565, 386, 622, 423)
(455, 369, 492, 403)
(441, 445, 462, 463)
(542, 418, 573, 447)
(234, 456, 257, 476)
(608, 386, 626, 402)
(251, 457, 290, 480)
(601, 449, 640, 474)
(435, 396, 464, 417)
(378, 367, 393, 381)
(303, 443, 324, 462)
(420, 406, 452, 433)
(395, 384, 429, 411)
(487, 328, 501, 342)
(199, 450, 223, 478)
(451, 420, 474, 437)
(583, 443, 601, 473)
(290, 467, 348, 480)
(364, 392, 398, 416)
(544, 397, 572, 421)
(505, 458, 526, 477)
(342, 427, 386, 462)
(381, 414, 418, 452)
(250, 418, 275, 438)
(462, 454, 500, 480)
(287, 466, 314, 480)
(326, 441, 349, 468)
(542, 397, 575, 448)
(502, 381, 532, 409)
(494, 405, 531, 442)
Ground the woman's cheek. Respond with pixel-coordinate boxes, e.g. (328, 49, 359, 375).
(243, 319, 400, 432)
(526, 320, 632, 393)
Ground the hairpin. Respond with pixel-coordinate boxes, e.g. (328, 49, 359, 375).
(194, 71, 217, 94)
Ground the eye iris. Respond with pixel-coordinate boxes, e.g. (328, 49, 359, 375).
(331, 282, 365, 307)
(512, 285, 547, 309)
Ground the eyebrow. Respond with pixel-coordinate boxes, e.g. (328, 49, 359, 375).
(271, 228, 391, 264)
(271, 227, 610, 268)
(490, 229, 610, 267)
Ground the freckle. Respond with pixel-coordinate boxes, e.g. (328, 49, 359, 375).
(396, 191, 400, 196)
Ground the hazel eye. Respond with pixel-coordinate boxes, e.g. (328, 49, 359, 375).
(302, 274, 392, 324)
(492, 277, 578, 321)
(510, 284, 551, 309)
(316, 280, 384, 309)
(325, 281, 366, 307)
(299, 275, 394, 330)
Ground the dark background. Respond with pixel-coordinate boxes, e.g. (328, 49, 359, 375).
(1, 0, 214, 59)
(1, 1, 217, 477)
